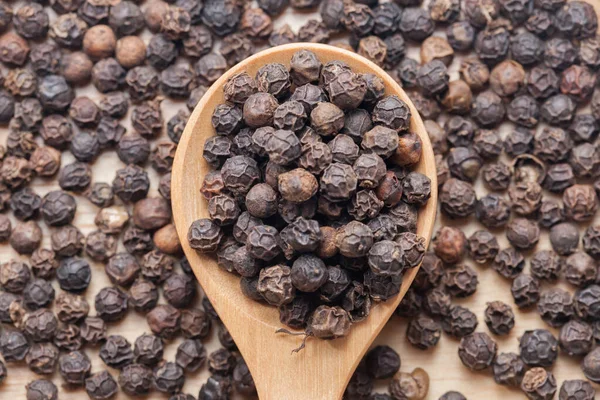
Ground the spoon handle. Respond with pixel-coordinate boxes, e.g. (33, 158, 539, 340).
(218, 300, 399, 400)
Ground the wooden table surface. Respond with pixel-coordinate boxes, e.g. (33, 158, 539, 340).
(2, 1, 600, 399)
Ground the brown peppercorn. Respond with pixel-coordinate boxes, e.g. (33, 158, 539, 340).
(564, 252, 597, 288)
(441, 80, 472, 114)
(2, 156, 33, 190)
(256, 265, 294, 307)
(58, 350, 92, 386)
(558, 319, 594, 357)
(188, 219, 222, 253)
(95, 206, 129, 235)
(133, 197, 171, 231)
(153, 224, 181, 255)
(132, 333, 163, 367)
(420, 36, 454, 66)
(80, 317, 106, 346)
(10, 221, 42, 255)
(224, 72, 258, 105)
(0, 32, 29, 66)
(560, 64, 596, 103)
(99, 335, 133, 369)
(85, 231, 117, 262)
(277, 168, 318, 204)
(563, 184, 598, 222)
(459, 57, 490, 91)
(0, 260, 30, 293)
(115, 36, 146, 68)
(59, 52, 92, 85)
(83, 25, 116, 60)
(85, 370, 118, 400)
(55, 293, 89, 324)
(583, 347, 600, 384)
(0, 215, 10, 243)
(489, 60, 525, 97)
(29, 147, 61, 177)
(51, 225, 84, 258)
(433, 226, 467, 264)
(508, 181, 543, 216)
(357, 36, 387, 67)
(492, 352, 526, 387)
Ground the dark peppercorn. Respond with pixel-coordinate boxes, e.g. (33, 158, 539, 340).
(440, 178, 477, 219)
(92, 58, 126, 93)
(441, 305, 478, 338)
(520, 329, 558, 367)
(558, 380, 596, 400)
(133, 334, 163, 367)
(147, 304, 181, 339)
(511, 274, 540, 309)
(444, 264, 478, 298)
(95, 287, 128, 322)
(493, 352, 526, 387)
(85, 370, 118, 400)
(458, 332, 497, 371)
(80, 317, 106, 346)
(99, 335, 133, 369)
(564, 251, 597, 287)
(505, 218, 540, 250)
(26, 379, 58, 400)
(59, 350, 91, 386)
(365, 345, 400, 380)
(563, 184, 598, 222)
(407, 314, 441, 350)
(559, 319, 594, 357)
(530, 250, 562, 282)
(119, 364, 153, 396)
(484, 301, 514, 335)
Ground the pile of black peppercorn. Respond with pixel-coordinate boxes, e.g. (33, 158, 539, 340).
(189, 49, 431, 340)
(381, 0, 600, 396)
(0, 0, 598, 398)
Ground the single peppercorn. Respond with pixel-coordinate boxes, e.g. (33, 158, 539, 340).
(493, 352, 526, 387)
(522, 367, 557, 400)
(458, 332, 497, 371)
(484, 301, 515, 335)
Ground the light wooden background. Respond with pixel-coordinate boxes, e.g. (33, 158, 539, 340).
(1, 1, 600, 399)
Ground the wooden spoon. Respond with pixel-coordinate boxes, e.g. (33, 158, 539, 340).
(172, 43, 438, 400)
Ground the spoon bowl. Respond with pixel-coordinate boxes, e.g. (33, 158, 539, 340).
(172, 43, 437, 400)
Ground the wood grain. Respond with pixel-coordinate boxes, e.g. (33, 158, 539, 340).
(171, 43, 438, 400)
